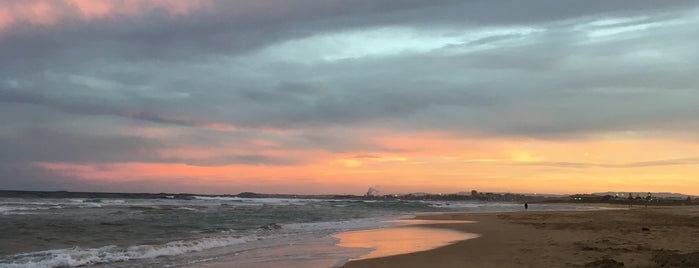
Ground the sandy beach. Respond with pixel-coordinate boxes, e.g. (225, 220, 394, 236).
(341, 206, 699, 268)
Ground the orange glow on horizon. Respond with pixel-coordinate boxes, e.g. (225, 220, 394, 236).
(30, 131, 699, 196)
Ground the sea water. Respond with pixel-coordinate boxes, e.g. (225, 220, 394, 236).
(0, 196, 588, 267)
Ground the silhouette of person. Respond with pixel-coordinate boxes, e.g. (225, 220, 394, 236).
(524, 202, 528, 210)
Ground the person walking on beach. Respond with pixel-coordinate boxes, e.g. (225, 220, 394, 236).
(524, 202, 528, 210)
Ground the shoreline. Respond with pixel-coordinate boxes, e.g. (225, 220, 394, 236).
(333, 220, 479, 262)
(340, 206, 699, 267)
(192, 217, 479, 268)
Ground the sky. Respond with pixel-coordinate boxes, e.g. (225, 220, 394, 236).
(1, 0, 699, 195)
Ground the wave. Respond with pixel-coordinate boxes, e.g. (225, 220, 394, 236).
(0, 200, 106, 214)
(0, 204, 98, 215)
(1, 235, 258, 268)
(192, 196, 315, 206)
(1, 216, 391, 268)
(88, 199, 126, 204)
(0, 206, 47, 214)
(192, 196, 243, 201)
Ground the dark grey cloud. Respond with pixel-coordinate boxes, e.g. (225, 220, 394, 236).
(2, 0, 695, 71)
(0, 162, 213, 193)
(0, 127, 162, 163)
(0, 0, 464, 69)
(0, 163, 88, 191)
(1, 90, 193, 127)
(0, 125, 311, 167)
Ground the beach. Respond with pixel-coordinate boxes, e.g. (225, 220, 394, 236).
(4, 197, 698, 267)
(4, 196, 567, 267)
(341, 206, 699, 268)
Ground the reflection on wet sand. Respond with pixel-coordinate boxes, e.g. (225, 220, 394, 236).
(334, 222, 478, 260)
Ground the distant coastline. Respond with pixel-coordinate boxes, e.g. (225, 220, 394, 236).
(1, 190, 696, 206)
(0, 190, 367, 200)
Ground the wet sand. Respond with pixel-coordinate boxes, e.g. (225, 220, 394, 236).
(341, 206, 699, 268)
(335, 224, 477, 261)
(194, 220, 477, 268)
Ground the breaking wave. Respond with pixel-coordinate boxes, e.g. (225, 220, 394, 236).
(1, 235, 256, 267)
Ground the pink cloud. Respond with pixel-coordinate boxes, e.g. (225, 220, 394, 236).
(0, 0, 209, 31)
(64, 0, 112, 19)
(0, 1, 56, 29)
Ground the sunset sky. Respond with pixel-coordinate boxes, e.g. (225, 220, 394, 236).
(2, 0, 699, 195)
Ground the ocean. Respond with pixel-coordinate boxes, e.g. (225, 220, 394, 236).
(0, 196, 587, 267)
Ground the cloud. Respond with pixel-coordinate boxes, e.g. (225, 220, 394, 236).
(0, 90, 237, 131)
(2, 1, 699, 193)
(515, 157, 699, 169)
(0, 163, 87, 191)
(163, 154, 304, 167)
(4, 3, 698, 139)
(0, 127, 163, 163)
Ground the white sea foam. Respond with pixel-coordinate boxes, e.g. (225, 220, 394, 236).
(166, 218, 403, 267)
(1, 235, 257, 268)
(0, 206, 38, 213)
(192, 196, 320, 206)
(0, 199, 104, 214)
(77, 203, 103, 208)
(0, 217, 395, 268)
(192, 196, 243, 201)
(96, 199, 126, 204)
(0, 205, 54, 215)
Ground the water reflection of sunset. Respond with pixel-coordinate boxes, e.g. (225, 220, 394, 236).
(335, 226, 478, 260)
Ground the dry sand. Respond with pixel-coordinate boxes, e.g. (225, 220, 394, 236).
(341, 206, 699, 268)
